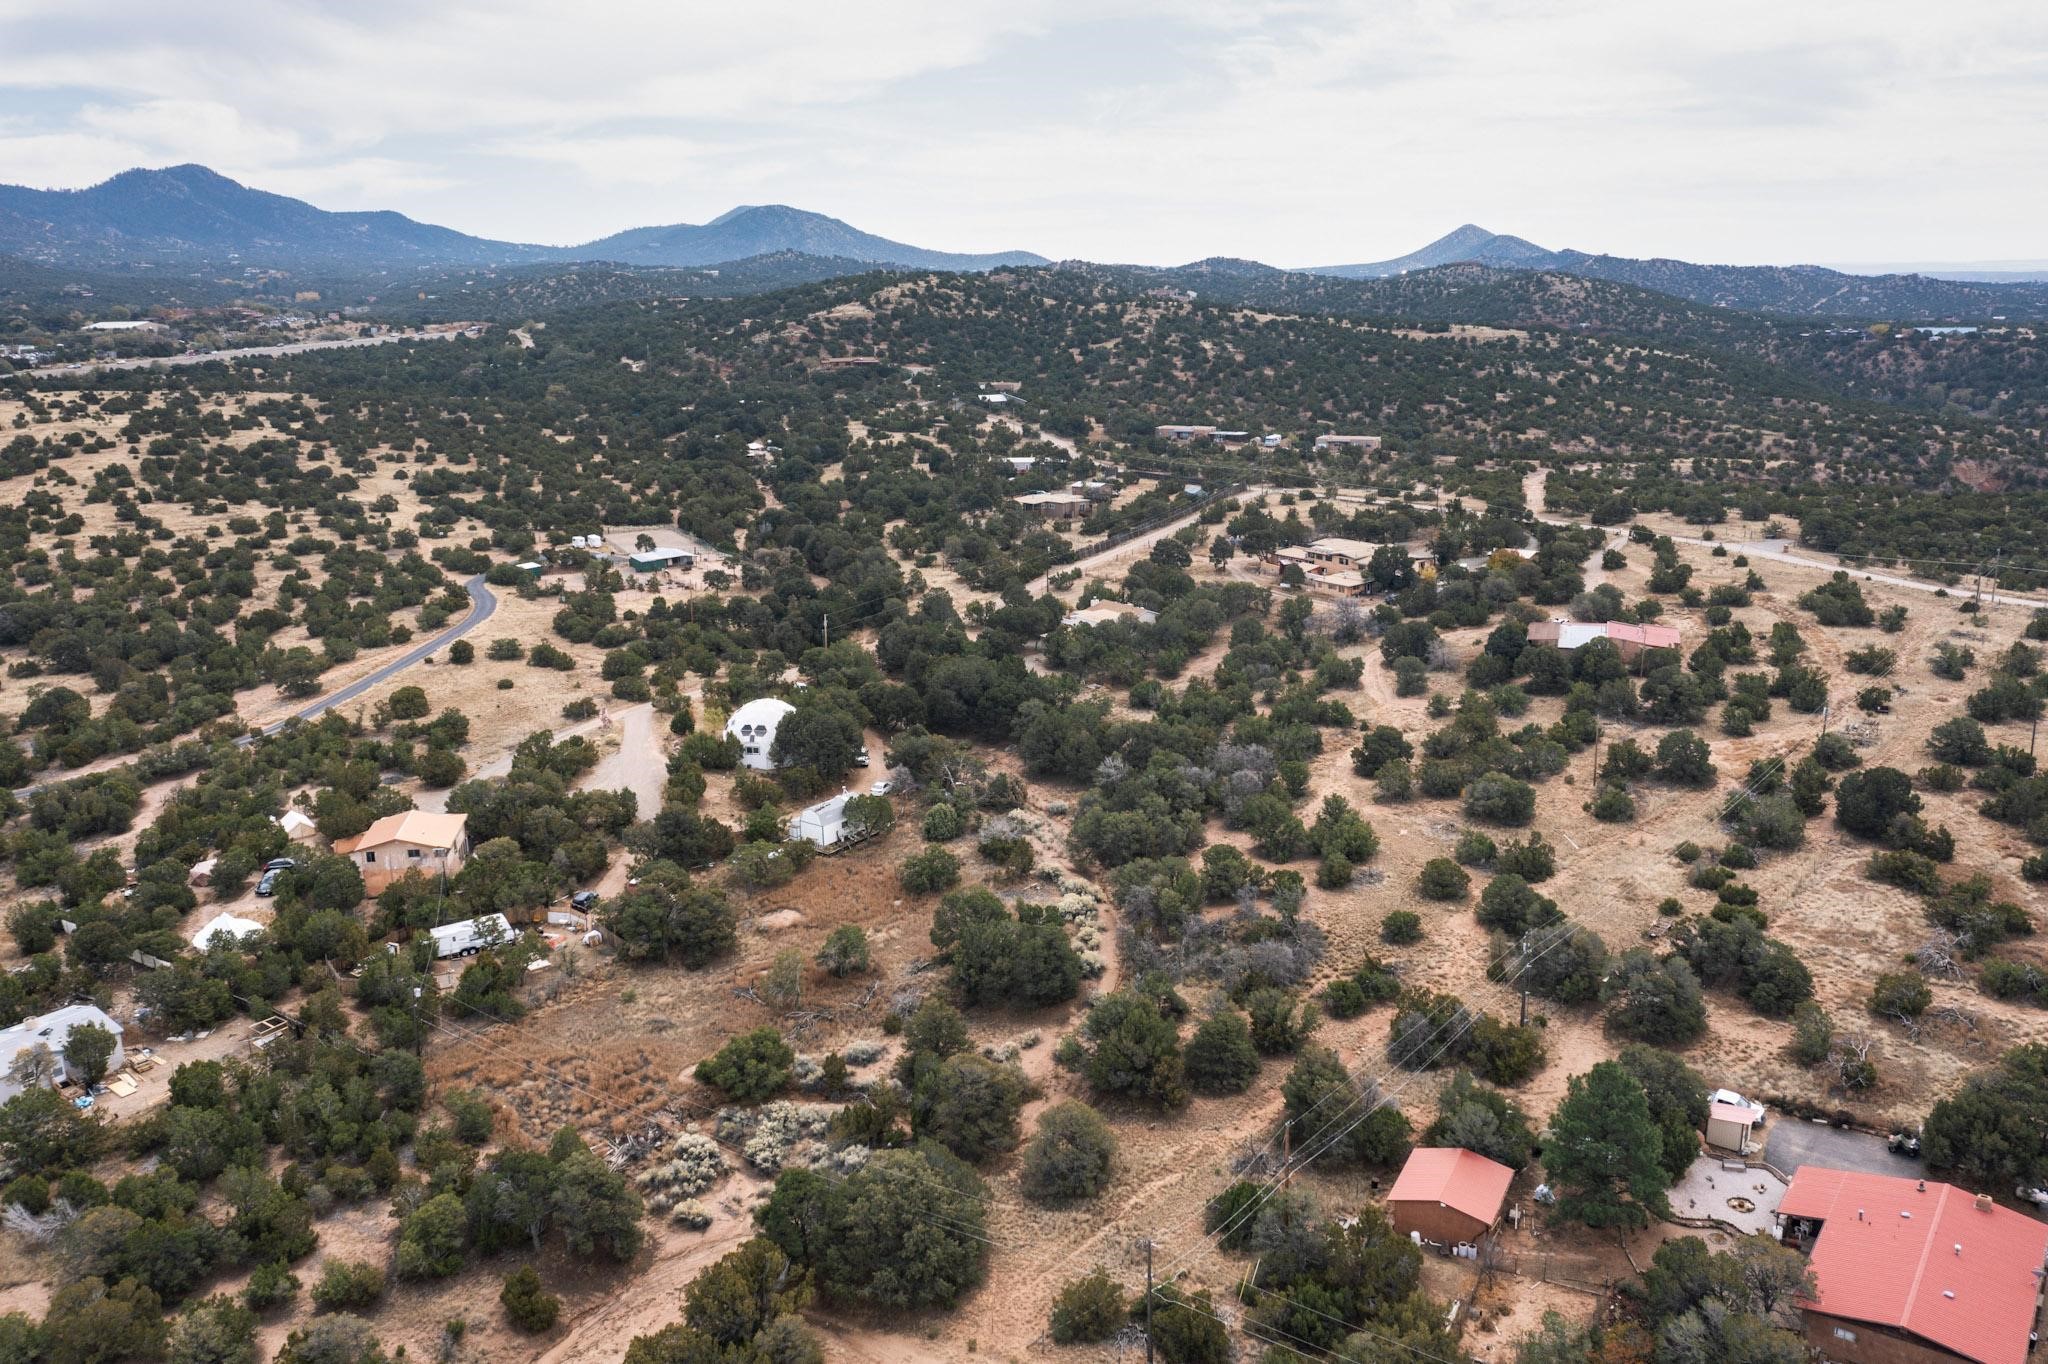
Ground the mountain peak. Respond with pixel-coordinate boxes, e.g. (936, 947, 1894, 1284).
(1306, 225, 1560, 279)
(576, 203, 1045, 272)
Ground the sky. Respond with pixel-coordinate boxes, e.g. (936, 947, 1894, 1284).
(0, 0, 2044, 268)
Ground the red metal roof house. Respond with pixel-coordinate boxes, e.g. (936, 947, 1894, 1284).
(1385, 1147, 1515, 1247)
(1777, 1167, 2048, 1364)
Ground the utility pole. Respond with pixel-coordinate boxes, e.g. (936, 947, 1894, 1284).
(1143, 1238, 1156, 1364)
(822, 613, 829, 647)
(1517, 934, 1532, 1027)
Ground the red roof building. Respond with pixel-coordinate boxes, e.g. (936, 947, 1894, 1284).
(1384, 1147, 1515, 1247)
(1778, 1167, 2048, 1364)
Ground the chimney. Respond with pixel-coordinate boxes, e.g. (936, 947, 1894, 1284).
(1918, 1180, 1927, 1193)
(1954, 1244, 1962, 1256)
(1976, 1194, 1994, 1212)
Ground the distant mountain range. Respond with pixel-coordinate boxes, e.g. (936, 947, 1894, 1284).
(0, 165, 1044, 274)
(0, 166, 2042, 321)
(1307, 225, 2048, 319)
(0, 165, 548, 269)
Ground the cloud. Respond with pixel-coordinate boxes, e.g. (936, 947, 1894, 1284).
(0, 0, 2043, 262)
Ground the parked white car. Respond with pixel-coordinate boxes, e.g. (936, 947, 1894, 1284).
(2018, 1184, 2048, 1208)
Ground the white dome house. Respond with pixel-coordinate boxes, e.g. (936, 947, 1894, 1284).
(724, 697, 797, 771)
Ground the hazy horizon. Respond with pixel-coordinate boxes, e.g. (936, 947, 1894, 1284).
(1, 0, 2043, 269)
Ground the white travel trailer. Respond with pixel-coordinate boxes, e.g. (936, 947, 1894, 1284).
(428, 914, 514, 959)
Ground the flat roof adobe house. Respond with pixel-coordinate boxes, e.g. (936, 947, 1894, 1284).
(333, 811, 471, 895)
(628, 547, 694, 572)
(1014, 492, 1093, 524)
(1526, 618, 1682, 664)
(1777, 1168, 2048, 1364)
(1385, 1147, 1515, 1248)
(1304, 537, 1376, 567)
(1313, 433, 1383, 452)
(1155, 424, 1217, 442)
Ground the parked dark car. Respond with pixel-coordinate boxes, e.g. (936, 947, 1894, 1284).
(255, 868, 284, 897)
(263, 857, 297, 872)
(571, 891, 600, 911)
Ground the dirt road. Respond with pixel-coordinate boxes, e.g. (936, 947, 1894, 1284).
(1524, 468, 2048, 611)
(581, 703, 669, 815)
(1061, 485, 1266, 582)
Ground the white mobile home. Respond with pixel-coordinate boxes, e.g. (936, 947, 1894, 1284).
(0, 1004, 125, 1102)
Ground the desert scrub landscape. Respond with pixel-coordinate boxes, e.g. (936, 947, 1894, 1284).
(1, 270, 2046, 1364)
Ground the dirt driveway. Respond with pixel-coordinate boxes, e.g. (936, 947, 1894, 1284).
(579, 703, 668, 815)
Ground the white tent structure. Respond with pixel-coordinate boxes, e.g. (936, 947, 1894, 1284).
(192, 914, 265, 951)
(725, 697, 796, 771)
(277, 810, 319, 843)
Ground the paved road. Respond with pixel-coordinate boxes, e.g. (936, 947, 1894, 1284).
(36, 327, 477, 376)
(9, 575, 497, 796)
(1762, 1119, 1923, 1183)
(254, 574, 497, 736)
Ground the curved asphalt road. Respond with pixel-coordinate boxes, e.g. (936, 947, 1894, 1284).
(252, 574, 497, 737)
(10, 576, 498, 797)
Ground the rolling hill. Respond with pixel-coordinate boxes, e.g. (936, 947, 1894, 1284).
(574, 203, 1044, 271)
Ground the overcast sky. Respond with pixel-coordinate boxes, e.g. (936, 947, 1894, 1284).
(1, 0, 2043, 267)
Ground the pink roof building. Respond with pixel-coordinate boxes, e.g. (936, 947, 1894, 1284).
(1778, 1167, 2048, 1364)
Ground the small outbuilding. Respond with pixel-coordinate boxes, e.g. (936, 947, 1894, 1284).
(276, 810, 319, 843)
(1705, 1101, 1759, 1154)
(187, 857, 218, 888)
(1385, 1147, 1515, 1248)
(788, 793, 853, 848)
